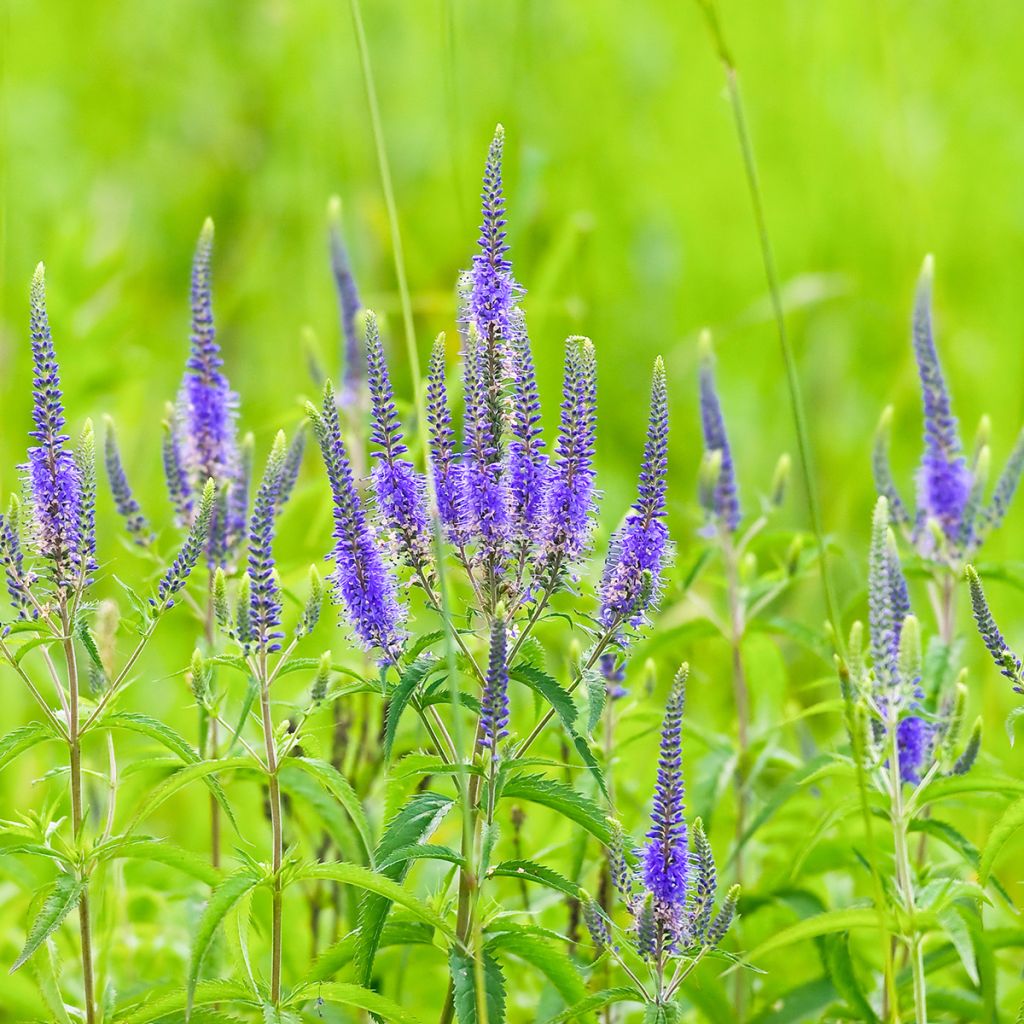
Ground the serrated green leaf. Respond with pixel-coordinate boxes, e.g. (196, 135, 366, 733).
(486, 860, 581, 900)
(290, 981, 429, 1024)
(113, 980, 257, 1023)
(450, 946, 506, 1024)
(384, 656, 439, 760)
(187, 870, 263, 1017)
(936, 906, 978, 985)
(11, 872, 85, 972)
(93, 835, 221, 886)
(0, 722, 59, 774)
(539, 987, 643, 1024)
(745, 909, 886, 963)
(822, 934, 878, 1023)
(499, 774, 612, 844)
(377, 843, 465, 872)
(583, 667, 606, 736)
(980, 793, 1024, 885)
(354, 792, 454, 986)
(283, 757, 373, 864)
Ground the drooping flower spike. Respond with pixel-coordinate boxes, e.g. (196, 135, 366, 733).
(308, 380, 405, 660)
(24, 263, 87, 588)
(697, 332, 740, 536)
(328, 196, 365, 406)
(966, 565, 1024, 694)
(873, 256, 1024, 563)
(365, 312, 430, 569)
(599, 357, 670, 632)
(104, 417, 154, 546)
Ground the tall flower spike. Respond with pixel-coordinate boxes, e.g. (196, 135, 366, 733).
(104, 417, 153, 545)
(642, 664, 689, 938)
(599, 358, 669, 629)
(543, 338, 597, 563)
(461, 326, 509, 562)
(689, 819, 717, 944)
(172, 219, 243, 562)
(978, 426, 1024, 543)
(868, 498, 899, 691)
(24, 264, 84, 585)
(308, 381, 405, 659)
(463, 124, 523, 347)
(697, 333, 740, 535)
(74, 420, 98, 579)
(912, 256, 971, 549)
(966, 565, 1024, 692)
(479, 619, 510, 753)
(506, 327, 548, 546)
(0, 501, 33, 617)
(426, 335, 465, 544)
(365, 312, 430, 567)
(247, 433, 287, 654)
(328, 197, 364, 405)
(871, 407, 911, 529)
(276, 424, 306, 514)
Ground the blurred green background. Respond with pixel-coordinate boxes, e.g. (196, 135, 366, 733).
(3, 0, 1024, 1018)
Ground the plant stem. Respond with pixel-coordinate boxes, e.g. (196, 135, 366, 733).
(61, 599, 95, 1024)
(205, 578, 221, 870)
(348, 0, 424, 433)
(694, 0, 843, 656)
(258, 652, 284, 1006)
(887, 711, 927, 1024)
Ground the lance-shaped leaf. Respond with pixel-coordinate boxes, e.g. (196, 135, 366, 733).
(384, 655, 440, 760)
(11, 872, 85, 973)
(450, 946, 506, 1024)
(499, 774, 612, 844)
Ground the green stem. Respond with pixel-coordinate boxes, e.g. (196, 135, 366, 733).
(695, 0, 843, 654)
(258, 651, 284, 1006)
(61, 600, 95, 1024)
(348, 0, 425, 433)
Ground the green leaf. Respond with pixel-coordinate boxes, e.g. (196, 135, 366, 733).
(583, 667, 606, 736)
(291, 981, 430, 1024)
(979, 794, 1024, 885)
(93, 835, 221, 886)
(187, 869, 263, 1017)
(384, 655, 439, 760)
(499, 774, 612, 844)
(99, 712, 238, 834)
(822, 934, 878, 1022)
(643, 1005, 682, 1023)
(11, 872, 85, 972)
(486, 924, 590, 1015)
(354, 791, 454, 986)
(124, 756, 250, 837)
(936, 906, 978, 986)
(540, 988, 643, 1024)
(377, 843, 465, 872)
(278, 761, 361, 863)
(113, 980, 258, 1023)
(510, 666, 608, 796)
(0, 722, 56, 774)
(283, 757, 373, 864)
(300, 861, 453, 939)
(486, 860, 582, 900)
(309, 921, 436, 982)
(450, 946, 506, 1024)
(744, 908, 887, 963)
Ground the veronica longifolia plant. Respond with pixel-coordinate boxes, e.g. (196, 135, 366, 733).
(0, 267, 215, 1024)
(874, 256, 1024, 643)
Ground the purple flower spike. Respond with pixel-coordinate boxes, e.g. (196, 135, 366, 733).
(599, 358, 669, 629)
(247, 433, 287, 654)
(642, 664, 689, 939)
(911, 257, 971, 550)
(897, 715, 930, 784)
(462, 327, 509, 563)
(507, 329, 549, 546)
(463, 124, 523, 348)
(171, 220, 244, 563)
(104, 417, 153, 546)
(697, 335, 740, 535)
(426, 336, 466, 545)
(366, 312, 430, 568)
(328, 197, 364, 406)
(0, 503, 34, 617)
(24, 264, 84, 585)
(309, 382, 405, 660)
(966, 565, 1024, 692)
(154, 480, 215, 611)
(543, 338, 597, 564)
(868, 498, 902, 691)
(479, 619, 510, 753)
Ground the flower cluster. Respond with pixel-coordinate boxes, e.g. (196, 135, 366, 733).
(598, 665, 739, 967)
(697, 334, 740, 536)
(874, 257, 1024, 565)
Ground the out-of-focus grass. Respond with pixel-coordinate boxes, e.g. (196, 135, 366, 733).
(3, 0, 1024, 1018)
